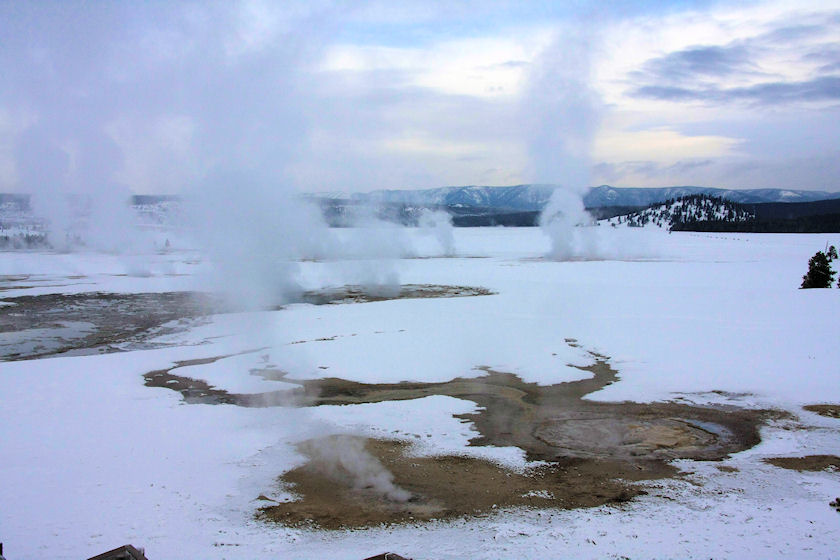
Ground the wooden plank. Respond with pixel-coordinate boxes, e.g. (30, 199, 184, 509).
(87, 544, 148, 560)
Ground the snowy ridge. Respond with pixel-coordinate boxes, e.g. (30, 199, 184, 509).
(585, 186, 840, 207)
(604, 195, 755, 230)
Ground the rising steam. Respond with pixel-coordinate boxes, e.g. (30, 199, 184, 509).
(525, 24, 603, 261)
(184, 171, 334, 310)
(418, 209, 455, 257)
(539, 187, 600, 260)
(299, 435, 412, 503)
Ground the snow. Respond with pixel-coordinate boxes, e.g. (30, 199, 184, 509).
(2, 227, 839, 559)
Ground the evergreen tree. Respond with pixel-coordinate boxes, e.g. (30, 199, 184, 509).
(801, 251, 836, 289)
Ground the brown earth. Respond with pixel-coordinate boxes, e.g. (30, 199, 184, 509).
(764, 455, 840, 472)
(258, 437, 665, 530)
(803, 404, 840, 419)
(142, 341, 780, 529)
(147, 347, 772, 463)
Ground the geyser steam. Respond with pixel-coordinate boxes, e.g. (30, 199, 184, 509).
(418, 209, 455, 257)
(525, 25, 602, 261)
(299, 435, 412, 503)
(185, 172, 333, 310)
(539, 188, 598, 260)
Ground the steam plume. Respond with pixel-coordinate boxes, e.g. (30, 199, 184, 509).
(299, 435, 411, 503)
(418, 209, 455, 257)
(525, 25, 603, 260)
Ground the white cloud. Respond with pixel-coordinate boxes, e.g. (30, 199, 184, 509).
(594, 127, 743, 163)
(321, 32, 552, 98)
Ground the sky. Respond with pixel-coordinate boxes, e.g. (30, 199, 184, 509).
(1, 0, 839, 195)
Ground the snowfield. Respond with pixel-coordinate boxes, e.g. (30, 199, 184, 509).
(2, 227, 839, 559)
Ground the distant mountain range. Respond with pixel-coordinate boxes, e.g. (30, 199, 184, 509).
(3, 186, 838, 214)
(332, 185, 840, 211)
(4, 186, 840, 238)
(343, 184, 558, 211)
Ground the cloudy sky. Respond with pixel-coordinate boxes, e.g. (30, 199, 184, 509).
(1, 0, 838, 194)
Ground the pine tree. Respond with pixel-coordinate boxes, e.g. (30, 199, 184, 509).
(801, 251, 836, 289)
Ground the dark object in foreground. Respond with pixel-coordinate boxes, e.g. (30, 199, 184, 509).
(800, 249, 836, 289)
(87, 545, 148, 560)
(363, 554, 412, 560)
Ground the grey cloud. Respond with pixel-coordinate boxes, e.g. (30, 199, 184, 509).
(819, 62, 840, 73)
(631, 85, 697, 101)
(722, 152, 840, 190)
(593, 159, 713, 182)
(497, 60, 529, 68)
(637, 44, 754, 81)
(593, 152, 840, 191)
(668, 159, 714, 173)
(628, 11, 840, 108)
(802, 46, 840, 73)
(760, 23, 827, 43)
(633, 76, 840, 104)
(757, 9, 840, 43)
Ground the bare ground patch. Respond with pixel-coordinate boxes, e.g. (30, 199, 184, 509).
(258, 437, 664, 530)
(296, 284, 493, 305)
(142, 342, 782, 529)
(764, 455, 840, 472)
(803, 404, 840, 419)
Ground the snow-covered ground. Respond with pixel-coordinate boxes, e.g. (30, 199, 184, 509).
(2, 227, 839, 559)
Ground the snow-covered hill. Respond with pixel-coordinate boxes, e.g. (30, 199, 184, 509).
(585, 185, 840, 207)
(604, 195, 754, 230)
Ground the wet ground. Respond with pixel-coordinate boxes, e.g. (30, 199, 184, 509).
(142, 342, 780, 529)
(0, 283, 491, 361)
(146, 345, 771, 463)
(297, 284, 492, 305)
(0, 291, 215, 360)
(4, 284, 820, 530)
